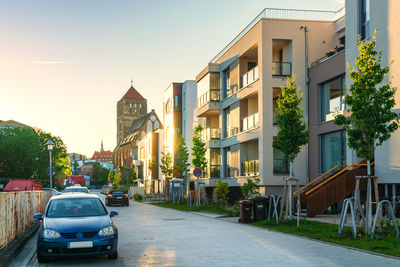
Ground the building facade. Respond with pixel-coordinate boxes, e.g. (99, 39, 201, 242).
(194, 8, 345, 195)
(116, 83, 148, 144)
(345, 0, 400, 196)
(91, 141, 113, 163)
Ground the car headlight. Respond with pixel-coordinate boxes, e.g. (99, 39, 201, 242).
(98, 226, 114, 236)
(43, 229, 60, 239)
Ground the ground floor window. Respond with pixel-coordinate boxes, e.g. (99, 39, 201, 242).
(320, 130, 346, 173)
(273, 136, 289, 174)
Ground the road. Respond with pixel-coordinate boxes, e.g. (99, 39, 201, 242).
(9, 191, 400, 267)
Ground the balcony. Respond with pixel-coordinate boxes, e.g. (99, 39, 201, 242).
(241, 160, 259, 176)
(272, 62, 292, 76)
(195, 89, 220, 117)
(241, 112, 259, 132)
(206, 165, 220, 178)
(241, 66, 259, 88)
(226, 127, 239, 138)
(201, 128, 220, 141)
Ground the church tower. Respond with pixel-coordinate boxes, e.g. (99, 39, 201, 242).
(117, 81, 147, 143)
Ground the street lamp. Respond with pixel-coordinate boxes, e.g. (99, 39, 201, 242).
(46, 140, 55, 190)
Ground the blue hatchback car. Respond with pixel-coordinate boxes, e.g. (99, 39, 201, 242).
(34, 193, 118, 263)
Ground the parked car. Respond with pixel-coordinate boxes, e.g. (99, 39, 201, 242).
(63, 186, 90, 194)
(101, 186, 110, 195)
(105, 190, 129, 206)
(33, 193, 118, 263)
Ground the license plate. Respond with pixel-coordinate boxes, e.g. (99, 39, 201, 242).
(68, 241, 93, 248)
(117, 197, 122, 199)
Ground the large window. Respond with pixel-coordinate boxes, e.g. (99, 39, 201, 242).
(320, 131, 346, 173)
(223, 68, 230, 98)
(319, 76, 345, 122)
(359, 0, 370, 40)
(273, 137, 289, 174)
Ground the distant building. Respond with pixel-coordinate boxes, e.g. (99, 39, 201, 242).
(91, 141, 113, 162)
(117, 82, 148, 144)
(113, 109, 163, 169)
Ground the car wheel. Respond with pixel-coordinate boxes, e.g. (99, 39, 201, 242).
(37, 251, 48, 263)
(108, 251, 118, 259)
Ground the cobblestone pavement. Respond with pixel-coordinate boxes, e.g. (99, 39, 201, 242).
(17, 193, 400, 267)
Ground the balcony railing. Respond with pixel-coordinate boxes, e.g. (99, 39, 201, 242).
(208, 165, 220, 178)
(197, 89, 220, 108)
(226, 127, 239, 138)
(242, 66, 259, 88)
(241, 160, 259, 176)
(272, 62, 292, 76)
(201, 128, 220, 141)
(241, 112, 259, 132)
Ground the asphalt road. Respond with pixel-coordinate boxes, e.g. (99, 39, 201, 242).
(10, 191, 400, 267)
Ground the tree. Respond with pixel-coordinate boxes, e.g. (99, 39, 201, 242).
(160, 152, 173, 179)
(335, 30, 399, 176)
(0, 126, 70, 186)
(107, 170, 114, 184)
(72, 161, 79, 175)
(91, 162, 109, 185)
(113, 168, 122, 185)
(273, 75, 309, 179)
(148, 159, 158, 176)
(174, 136, 190, 177)
(214, 179, 230, 207)
(191, 125, 207, 175)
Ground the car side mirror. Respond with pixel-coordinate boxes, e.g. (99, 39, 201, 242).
(34, 213, 43, 220)
(110, 211, 118, 217)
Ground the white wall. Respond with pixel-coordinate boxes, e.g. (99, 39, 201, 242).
(182, 80, 197, 169)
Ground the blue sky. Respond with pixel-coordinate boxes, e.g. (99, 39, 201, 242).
(0, 0, 344, 156)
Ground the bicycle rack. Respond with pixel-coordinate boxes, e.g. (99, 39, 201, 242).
(338, 198, 358, 238)
(371, 200, 399, 239)
(268, 195, 281, 224)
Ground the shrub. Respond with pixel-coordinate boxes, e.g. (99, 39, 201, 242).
(133, 193, 143, 201)
(241, 176, 261, 199)
(214, 179, 229, 208)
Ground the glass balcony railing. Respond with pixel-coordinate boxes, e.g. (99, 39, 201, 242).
(272, 62, 292, 76)
(197, 89, 220, 108)
(241, 112, 259, 132)
(242, 66, 259, 88)
(226, 127, 239, 138)
(241, 160, 259, 176)
(201, 128, 220, 142)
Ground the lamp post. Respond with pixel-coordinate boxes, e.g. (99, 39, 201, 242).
(46, 140, 55, 190)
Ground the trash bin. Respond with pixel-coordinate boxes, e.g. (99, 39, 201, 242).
(252, 197, 268, 222)
(239, 200, 253, 223)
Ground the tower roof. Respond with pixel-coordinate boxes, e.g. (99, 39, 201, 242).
(119, 86, 145, 101)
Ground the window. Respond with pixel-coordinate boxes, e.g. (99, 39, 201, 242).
(225, 147, 231, 177)
(359, 0, 370, 40)
(273, 88, 282, 125)
(174, 95, 180, 110)
(273, 137, 289, 174)
(320, 131, 346, 173)
(319, 76, 345, 122)
(165, 98, 172, 114)
(223, 68, 230, 98)
(225, 109, 231, 138)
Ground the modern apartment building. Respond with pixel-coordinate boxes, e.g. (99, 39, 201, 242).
(194, 8, 345, 195)
(345, 0, 400, 196)
(182, 80, 197, 167)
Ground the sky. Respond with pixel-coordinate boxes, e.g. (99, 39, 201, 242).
(0, 0, 344, 157)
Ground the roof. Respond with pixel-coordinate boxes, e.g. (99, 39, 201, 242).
(0, 120, 29, 128)
(50, 193, 98, 200)
(119, 86, 145, 101)
(114, 112, 151, 150)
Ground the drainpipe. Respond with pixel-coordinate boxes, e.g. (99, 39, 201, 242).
(302, 25, 310, 183)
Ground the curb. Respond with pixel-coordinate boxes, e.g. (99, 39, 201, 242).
(0, 222, 39, 267)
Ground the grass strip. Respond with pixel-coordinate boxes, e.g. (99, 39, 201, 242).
(252, 219, 400, 258)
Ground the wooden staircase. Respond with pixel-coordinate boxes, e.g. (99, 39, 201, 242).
(294, 163, 372, 217)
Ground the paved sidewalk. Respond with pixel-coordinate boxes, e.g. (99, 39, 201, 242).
(17, 196, 400, 267)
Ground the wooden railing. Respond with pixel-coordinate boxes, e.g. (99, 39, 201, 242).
(294, 162, 374, 197)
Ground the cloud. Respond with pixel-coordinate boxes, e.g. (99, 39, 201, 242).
(32, 60, 72, 65)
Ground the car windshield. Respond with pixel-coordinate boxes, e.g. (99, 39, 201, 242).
(111, 191, 125, 195)
(46, 198, 106, 218)
(64, 188, 88, 193)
